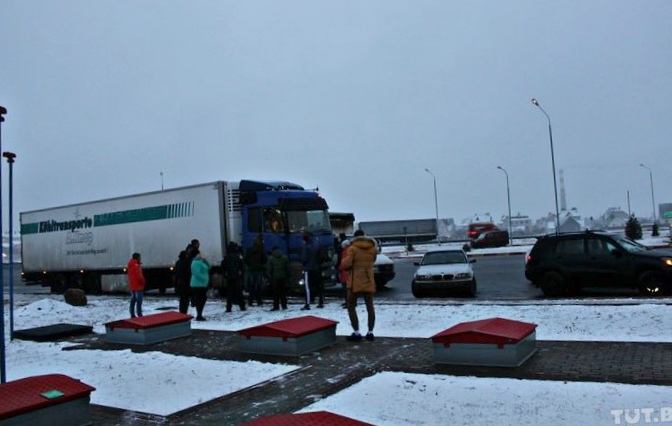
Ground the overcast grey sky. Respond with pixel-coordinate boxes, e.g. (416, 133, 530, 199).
(1, 1, 671, 226)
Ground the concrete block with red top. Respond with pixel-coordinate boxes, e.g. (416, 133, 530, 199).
(238, 315, 338, 356)
(104, 311, 193, 345)
(240, 410, 374, 425)
(431, 317, 538, 367)
(0, 374, 95, 426)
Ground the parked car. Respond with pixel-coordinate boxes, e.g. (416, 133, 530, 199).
(470, 230, 509, 249)
(525, 231, 672, 297)
(411, 248, 477, 298)
(374, 253, 396, 289)
(339, 236, 396, 290)
(467, 222, 498, 240)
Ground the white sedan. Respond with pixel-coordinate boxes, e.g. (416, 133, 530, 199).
(411, 248, 477, 298)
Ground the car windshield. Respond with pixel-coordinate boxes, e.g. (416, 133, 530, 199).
(421, 251, 467, 265)
(612, 235, 648, 253)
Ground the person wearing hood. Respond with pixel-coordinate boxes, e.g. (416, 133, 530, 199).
(266, 246, 290, 311)
(190, 249, 211, 321)
(340, 229, 378, 341)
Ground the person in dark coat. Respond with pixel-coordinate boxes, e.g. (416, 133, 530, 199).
(174, 250, 191, 314)
(244, 236, 267, 306)
(266, 246, 290, 311)
(301, 234, 324, 310)
(221, 242, 246, 312)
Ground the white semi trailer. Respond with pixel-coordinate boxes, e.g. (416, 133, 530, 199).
(20, 180, 336, 294)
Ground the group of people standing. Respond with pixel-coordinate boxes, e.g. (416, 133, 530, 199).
(220, 236, 292, 312)
(126, 230, 380, 342)
(126, 240, 210, 322)
(174, 239, 210, 321)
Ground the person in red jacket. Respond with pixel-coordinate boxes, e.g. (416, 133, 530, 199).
(127, 252, 146, 317)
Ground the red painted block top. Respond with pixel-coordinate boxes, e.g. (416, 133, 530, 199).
(238, 315, 338, 339)
(240, 410, 375, 426)
(432, 317, 537, 348)
(0, 374, 96, 420)
(105, 311, 193, 330)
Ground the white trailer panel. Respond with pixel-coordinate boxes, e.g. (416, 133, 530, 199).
(21, 182, 229, 273)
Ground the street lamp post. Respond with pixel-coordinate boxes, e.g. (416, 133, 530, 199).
(424, 168, 440, 245)
(0, 105, 6, 383)
(639, 163, 657, 224)
(531, 98, 561, 234)
(497, 166, 513, 245)
(3, 152, 15, 341)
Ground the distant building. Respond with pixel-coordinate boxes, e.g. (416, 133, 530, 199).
(499, 213, 532, 235)
(600, 207, 629, 229)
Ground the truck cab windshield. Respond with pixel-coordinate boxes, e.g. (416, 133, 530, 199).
(287, 209, 331, 234)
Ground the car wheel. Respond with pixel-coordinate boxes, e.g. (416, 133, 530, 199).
(375, 278, 388, 290)
(637, 270, 668, 296)
(411, 281, 424, 298)
(467, 278, 477, 297)
(540, 271, 568, 297)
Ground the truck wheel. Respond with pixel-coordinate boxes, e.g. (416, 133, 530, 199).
(69, 274, 85, 291)
(85, 274, 102, 295)
(540, 271, 567, 297)
(51, 274, 68, 294)
(638, 270, 667, 296)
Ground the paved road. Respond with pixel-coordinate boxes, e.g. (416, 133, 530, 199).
(382, 254, 543, 301)
(3, 255, 649, 301)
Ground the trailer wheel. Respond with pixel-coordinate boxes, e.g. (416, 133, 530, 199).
(84, 274, 102, 295)
(51, 274, 68, 294)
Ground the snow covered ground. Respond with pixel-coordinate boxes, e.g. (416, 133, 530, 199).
(2, 234, 671, 424)
(2, 294, 671, 425)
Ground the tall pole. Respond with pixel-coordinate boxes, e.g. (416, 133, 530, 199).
(424, 168, 440, 245)
(497, 166, 513, 245)
(3, 153, 15, 341)
(160, 171, 164, 191)
(639, 163, 656, 223)
(531, 98, 560, 234)
(0, 105, 6, 383)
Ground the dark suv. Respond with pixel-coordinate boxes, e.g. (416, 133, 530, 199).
(525, 231, 672, 296)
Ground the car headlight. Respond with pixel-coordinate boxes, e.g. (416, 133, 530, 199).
(415, 274, 431, 280)
(455, 272, 472, 279)
(662, 257, 672, 267)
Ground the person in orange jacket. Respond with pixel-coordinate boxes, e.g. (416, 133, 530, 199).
(127, 252, 146, 317)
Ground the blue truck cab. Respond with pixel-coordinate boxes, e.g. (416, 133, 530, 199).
(237, 180, 337, 291)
